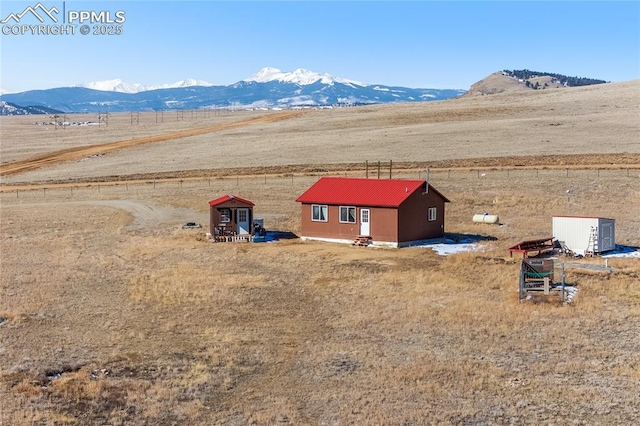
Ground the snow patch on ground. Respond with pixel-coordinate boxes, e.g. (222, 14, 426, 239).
(602, 245, 640, 258)
(563, 286, 579, 304)
(410, 238, 485, 256)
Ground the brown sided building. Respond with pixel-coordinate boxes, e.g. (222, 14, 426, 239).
(295, 177, 450, 247)
(209, 194, 255, 237)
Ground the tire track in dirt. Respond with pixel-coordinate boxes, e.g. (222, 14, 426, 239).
(0, 111, 306, 177)
(0, 199, 206, 231)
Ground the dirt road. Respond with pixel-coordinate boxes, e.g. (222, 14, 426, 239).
(0, 199, 206, 231)
(0, 111, 306, 177)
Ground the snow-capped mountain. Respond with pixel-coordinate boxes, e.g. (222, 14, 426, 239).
(0, 67, 466, 114)
(74, 78, 215, 94)
(244, 67, 366, 87)
(75, 79, 145, 94)
(149, 78, 215, 91)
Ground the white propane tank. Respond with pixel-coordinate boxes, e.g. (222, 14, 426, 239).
(473, 213, 499, 224)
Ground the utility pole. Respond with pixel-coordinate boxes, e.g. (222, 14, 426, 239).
(98, 111, 110, 127)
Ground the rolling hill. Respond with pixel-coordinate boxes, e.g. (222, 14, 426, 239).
(464, 70, 608, 97)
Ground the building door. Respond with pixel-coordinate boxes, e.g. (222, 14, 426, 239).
(237, 208, 250, 234)
(360, 209, 370, 236)
(601, 222, 614, 251)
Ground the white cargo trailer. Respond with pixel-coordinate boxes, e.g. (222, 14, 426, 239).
(552, 216, 615, 256)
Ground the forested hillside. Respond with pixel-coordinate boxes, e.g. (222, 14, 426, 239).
(503, 69, 607, 87)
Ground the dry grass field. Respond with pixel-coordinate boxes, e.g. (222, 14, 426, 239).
(1, 80, 639, 424)
(1, 80, 638, 184)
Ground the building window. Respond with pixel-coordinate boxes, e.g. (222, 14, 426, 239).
(220, 208, 231, 222)
(312, 204, 328, 222)
(428, 207, 437, 221)
(339, 206, 356, 223)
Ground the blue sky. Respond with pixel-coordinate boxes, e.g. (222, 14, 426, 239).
(1, 1, 639, 93)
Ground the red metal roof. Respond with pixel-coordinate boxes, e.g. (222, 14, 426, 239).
(208, 194, 255, 207)
(295, 177, 449, 208)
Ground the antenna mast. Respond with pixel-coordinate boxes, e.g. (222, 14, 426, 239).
(425, 168, 429, 193)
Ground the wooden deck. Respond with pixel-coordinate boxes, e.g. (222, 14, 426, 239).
(213, 234, 251, 243)
(212, 226, 251, 242)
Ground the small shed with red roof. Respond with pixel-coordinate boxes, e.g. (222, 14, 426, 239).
(209, 194, 255, 238)
(295, 177, 450, 247)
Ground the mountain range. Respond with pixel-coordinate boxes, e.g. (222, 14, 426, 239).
(0, 101, 63, 116)
(73, 78, 216, 94)
(0, 68, 466, 114)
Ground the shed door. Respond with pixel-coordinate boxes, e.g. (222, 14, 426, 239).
(600, 222, 614, 251)
(237, 208, 250, 235)
(360, 209, 370, 236)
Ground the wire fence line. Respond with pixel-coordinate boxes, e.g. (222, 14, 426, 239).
(1, 165, 637, 201)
